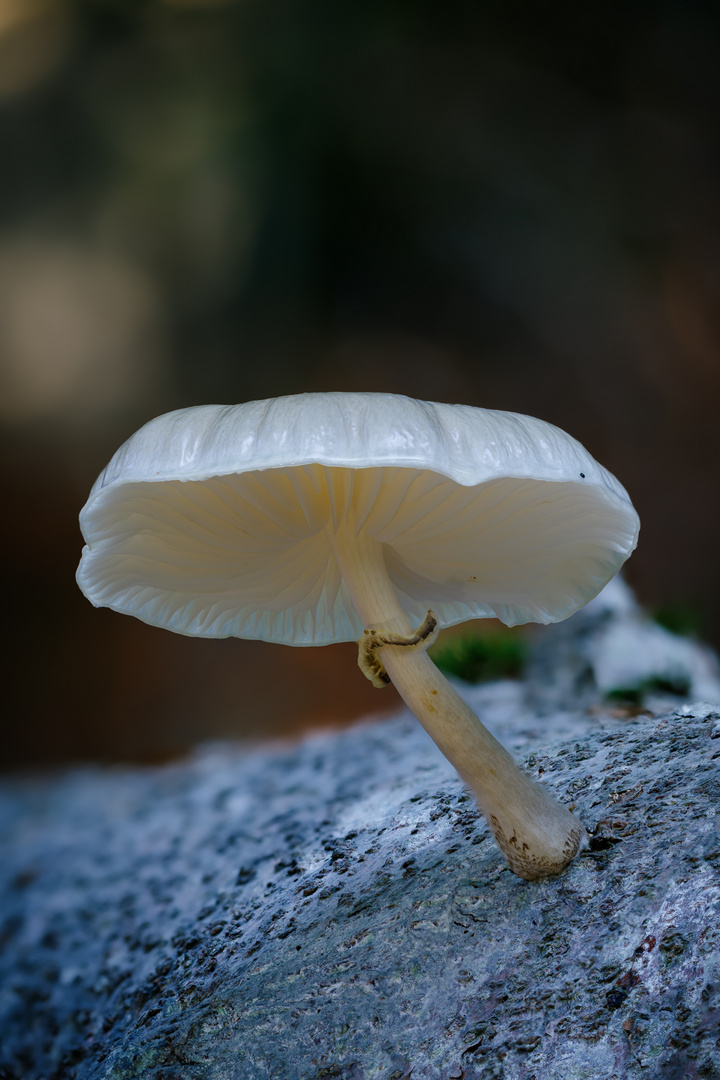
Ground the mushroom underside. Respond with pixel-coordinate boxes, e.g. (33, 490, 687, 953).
(78, 464, 636, 643)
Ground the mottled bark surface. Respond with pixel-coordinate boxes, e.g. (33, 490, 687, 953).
(2, 593, 720, 1079)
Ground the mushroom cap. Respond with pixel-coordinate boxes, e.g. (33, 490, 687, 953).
(77, 392, 640, 644)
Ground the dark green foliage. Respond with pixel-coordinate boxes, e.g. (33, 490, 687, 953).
(429, 629, 526, 684)
(652, 604, 705, 639)
(606, 673, 692, 704)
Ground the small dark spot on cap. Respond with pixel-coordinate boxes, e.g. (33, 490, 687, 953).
(580, 472, 585, 478)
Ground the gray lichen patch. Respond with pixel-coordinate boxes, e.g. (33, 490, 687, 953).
(1, 701, 719, 1080)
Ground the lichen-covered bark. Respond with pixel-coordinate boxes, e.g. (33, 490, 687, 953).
(1, 696, 719, 1080)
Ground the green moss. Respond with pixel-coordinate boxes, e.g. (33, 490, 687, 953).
(429, 628, 526, 684)
(652, 603, 705, 638)
(606, 673, 692, 704)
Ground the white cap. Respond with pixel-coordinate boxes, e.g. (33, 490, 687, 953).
(77, 392, 640, 644)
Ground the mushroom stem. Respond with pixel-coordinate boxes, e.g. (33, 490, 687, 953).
(328, 525, 586, 880)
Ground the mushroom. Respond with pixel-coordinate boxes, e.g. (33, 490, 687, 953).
(77, 392, 640, 880)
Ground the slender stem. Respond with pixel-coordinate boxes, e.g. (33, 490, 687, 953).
(328, 524, 586, 880)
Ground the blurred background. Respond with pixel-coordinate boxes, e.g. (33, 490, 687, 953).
(2, 0, 719, 769)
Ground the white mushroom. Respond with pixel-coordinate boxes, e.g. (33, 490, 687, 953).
(77, 392, 640, 880)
